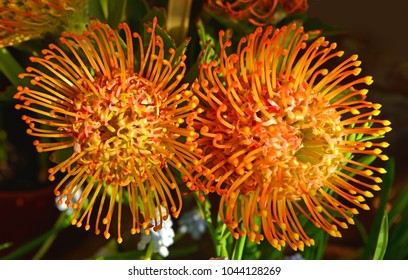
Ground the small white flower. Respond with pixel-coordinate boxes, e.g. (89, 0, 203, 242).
(178, 208, 207, 240)
(137, 206, 175, 258)
(55, 187, 81, 215)
(285, 253, 303, 260)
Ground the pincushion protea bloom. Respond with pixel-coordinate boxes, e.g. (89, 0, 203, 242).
(14, 18, 201, 243)
(0, 0, 87, 47)
(206, 0, 308, 26)
(192, 24, 391, 251)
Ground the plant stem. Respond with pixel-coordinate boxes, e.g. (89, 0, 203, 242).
(194, 193, 219, 254)
(231, 234, 247, 260)
(3, 212, 70, 260)
(32, 212, 68, 260)
(143, 240, 154, 260)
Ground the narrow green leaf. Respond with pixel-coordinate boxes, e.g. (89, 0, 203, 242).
(362, 159, 394, 259)
(373, 212, 388, 260)
(142, 11, 176, 57)
(388, 183, 408, 225)
(314, 231, 330, 260)
(354, 218, 369, 244)
(0, 48, 25, 86)
(385, 205, 408, 259)
(107, 0, 127, 27)
(88, 0, 107, 21)
(196, 18, 218, 61)
(172, 37, 190, 68)
(0, 242, 12, 251)
(125, 0, 149, 35)
(143, 7, 167, 29)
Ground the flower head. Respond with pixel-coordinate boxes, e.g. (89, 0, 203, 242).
(206, 0, 308, 26)
(14, 18, 201, 243)
(192, 24, 391, 251)
(0, 0, 87, 47)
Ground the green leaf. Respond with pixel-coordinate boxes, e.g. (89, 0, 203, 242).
(354, 218, 369, 244)
(172, 37, 190, 69)
(143, 7, 167, 29)
(388, 183, 408, 225)
(88, 0, 107, 21)
(107, 0, 127, 27)
(195, 19, 219, 68)
(0, 242, 12, 251)
(373, 212, 388, 260)
(0, 48, 25, 86)
(385, 200, 408, 259)
(361, 158, 394, 259)
(142, 11, 176, 60)
(300, 226, 329, 260)
(125, 0, 149, 35)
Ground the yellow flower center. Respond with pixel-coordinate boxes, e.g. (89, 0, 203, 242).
(204, 72, 342, 200)
(69, 73, 170, 187)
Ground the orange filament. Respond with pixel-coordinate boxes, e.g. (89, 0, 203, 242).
(15, 18, 201, 242)
(0, 0, 86, 47)
(192, 24, 390, 251)
(206, 0, 308, 26)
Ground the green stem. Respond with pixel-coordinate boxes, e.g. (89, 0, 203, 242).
(194, 193, 219, 254)
(2, 213, 70, 260)
(231, 234, 246, 260)
(193, 193, 232, 259)
(216, 220, 231, 259)
(143, 240, 154, 260)
(32, 212, 69, 260)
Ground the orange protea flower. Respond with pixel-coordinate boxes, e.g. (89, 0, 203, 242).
(0, 0, 87, 47)
(192, 24, 391, 251)
(14, 18, 201, 243)
(206, 0, 308, 26)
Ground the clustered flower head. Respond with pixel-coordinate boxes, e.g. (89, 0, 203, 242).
(191, 24, 391, 251)
(178, 208, 208, 240)
(0, 0, 87, 47)
(206, 0, 308, 26)
(14, 17, 201, 243)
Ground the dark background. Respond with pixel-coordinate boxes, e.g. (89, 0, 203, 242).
(309, 0, 408, 188)
(307, 0, 408, 258)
